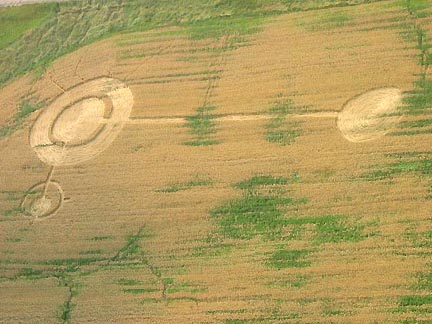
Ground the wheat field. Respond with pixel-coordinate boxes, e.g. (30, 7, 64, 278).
(0, 0, 431, 323)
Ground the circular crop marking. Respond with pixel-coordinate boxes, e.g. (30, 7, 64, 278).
(51, 98, 105, 145)
(337, 87, 403, 143)
(21, 182, 64, 220)
(30, 78, 133, 166)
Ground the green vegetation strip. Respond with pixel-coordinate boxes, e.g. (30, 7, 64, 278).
(211, 175, 369, 269)
(0, 3, 57, 50)
(268, 250, 311, 269)
(297, 10, 354, 32)
(0, 101, 44, 138)
(157, 177, 212, 193)
(266, 99, 304, 146)
(187, 15, 266, 41)
(184, 106, 220, 146)
(363, 152, 432, 181)
(394, 0, 432, 136)
(396, 225, 432, 322)
(363, 2, 432, 190)
(0, 226, 166, 323)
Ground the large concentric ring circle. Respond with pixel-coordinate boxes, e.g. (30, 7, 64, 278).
(30, 78, 133, 166)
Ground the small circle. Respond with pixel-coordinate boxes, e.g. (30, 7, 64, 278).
(51, 98, 105, 145)
(337, 87, 403, 143)
(21, 182, 64, 220)
(30, 78, 134, 166)
(30, 197, 52, 217)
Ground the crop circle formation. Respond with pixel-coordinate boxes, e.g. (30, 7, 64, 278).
(337, 87, 403, 143)
(30, 77, 134, 166)
(21, 181, 64, 220)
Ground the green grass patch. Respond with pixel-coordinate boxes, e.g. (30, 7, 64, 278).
(291, 275, 309, 288)
(123, 288, 159, 294)
(117, 279, 143, 286)
(397, 243, 432, 317)
(416, 272, 432, 290)
(212, 194, 307, 240)
(89, 236, 113, 241)
(322, 13, 352, 25)
(184, 139, 221, 146)
(398, 0, 432, 120)
(43, 257, 105, 268)
(266, 274, 310, 289)
(116, 29, 187, 47)
(364, 158, 432, 181)
(409, 230, 432, 250)
(235, 174, 300, 190)
(402, 79, 432, 116)
(406, 0, 432, 12)
(209, 176, 368, 271)
(0, 190, 23, 201)
(267, 249, 311, 269)
(0, 3, 57, 50)
(57, 279, 79, 324)
(59, 302, 73, 323)
(187, 15, 266, 40)
(115, 231, 148, 261)
(78, 250, 103, 255)
(157, 178, 212, 193)
(298, 11, 354, 32)
(187, 115, 217, 136)
(110, 228, 154, 265)
(3, 207, 25, 217)
(185, 106, 220, 146)
(18, 267, 47, 280)
(192, 234, 234, 257)
(167, 282, 208, 294)
(0, 101, 44, 139)
(266, 99, 305, 146)
(212, 175, 366, 243)
(400, 295, 432, 307)
(6, 238, 21, 243)
(163, 277, 174, 285)
(282, 215, 366, 244)
(314, 216, 365, 244)
(267, 129, 301, 145)
(193, 242, 233, 257)
(393, 129, 432, 137)
(400, 118, 432, 129)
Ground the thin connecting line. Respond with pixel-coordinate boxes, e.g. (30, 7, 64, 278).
(121, 111, 339, 125)
(39, 142, 67, 217)
(42, 166, 55, 198)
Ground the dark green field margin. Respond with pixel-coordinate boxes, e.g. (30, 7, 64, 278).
(0, 0, 387, 89)
(0, 3, 57, 51)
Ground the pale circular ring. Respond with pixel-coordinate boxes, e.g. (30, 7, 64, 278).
(337, 87, 403, 142)
(30, 78, 134, 166)
(21, 181, 64, 220)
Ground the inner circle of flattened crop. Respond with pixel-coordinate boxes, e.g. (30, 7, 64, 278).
(337, 87, 403, 143)
(21, 182, 64, 220)
(30, 78, 134, 166)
